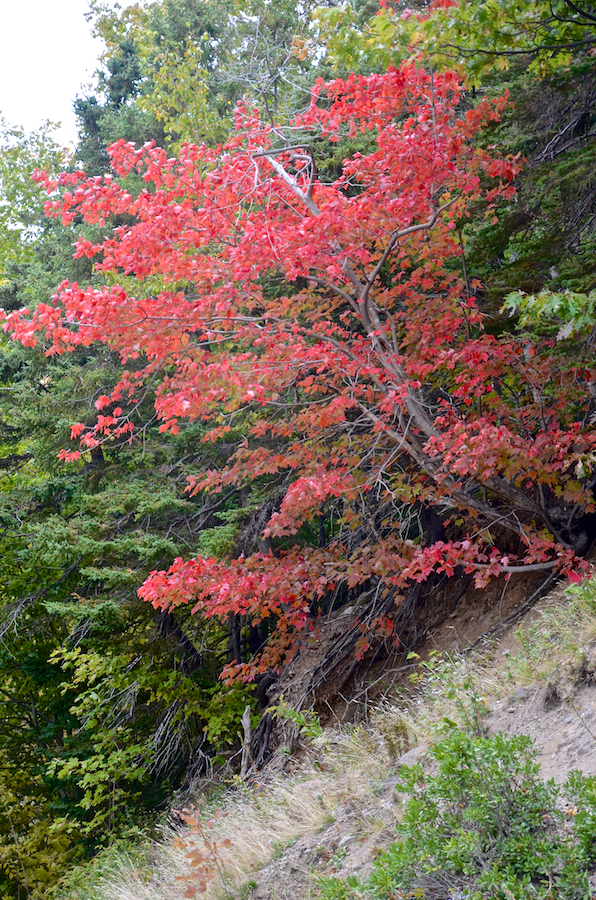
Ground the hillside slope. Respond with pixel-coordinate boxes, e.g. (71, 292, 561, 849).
(58, 573, 596, 900)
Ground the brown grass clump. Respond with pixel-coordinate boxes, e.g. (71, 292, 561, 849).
(95, 727, 395, 900)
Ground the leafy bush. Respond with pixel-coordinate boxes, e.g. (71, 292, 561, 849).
(318, 729, 596, 900)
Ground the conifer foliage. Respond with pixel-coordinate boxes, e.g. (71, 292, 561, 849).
(6, 64, 596, 678)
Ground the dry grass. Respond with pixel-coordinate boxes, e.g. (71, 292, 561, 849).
(90, 727, 395, 900)
(59, 573, 596, 900)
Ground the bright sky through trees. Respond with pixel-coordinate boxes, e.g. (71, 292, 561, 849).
(0, 0, 137, 146)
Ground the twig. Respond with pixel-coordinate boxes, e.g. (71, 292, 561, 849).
(240, 705, 254, 778)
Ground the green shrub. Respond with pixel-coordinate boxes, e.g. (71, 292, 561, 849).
(318, 729, 596, 900)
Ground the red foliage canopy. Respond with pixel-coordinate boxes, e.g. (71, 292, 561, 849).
(5, 64, 594, 677)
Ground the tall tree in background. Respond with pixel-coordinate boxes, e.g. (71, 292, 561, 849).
(317, 0, 596, 80)
(79, 0, 322, 161)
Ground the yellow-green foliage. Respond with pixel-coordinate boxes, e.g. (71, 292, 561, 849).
(315, 0, 595, 82)
(138, 43, 227, 149)
(0, 766, 81, 900)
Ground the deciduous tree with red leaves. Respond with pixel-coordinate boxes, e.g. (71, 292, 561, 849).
(5, 64, 595, 678)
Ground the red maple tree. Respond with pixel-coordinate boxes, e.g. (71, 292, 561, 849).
(5, 64, 595, 677)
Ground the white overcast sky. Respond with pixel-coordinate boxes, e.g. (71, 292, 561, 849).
(0, 0, 138, 147)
